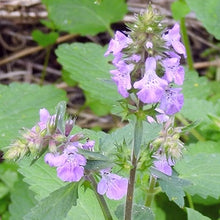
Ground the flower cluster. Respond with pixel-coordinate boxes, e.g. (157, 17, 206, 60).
(105, 8, 186, 119)
(5, 106, 128, 200)
(150, 117, 184, 176)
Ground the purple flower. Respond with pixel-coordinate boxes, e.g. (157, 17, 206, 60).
(44, 145, 86, 182)
(82, 140, 95, 151)
(134, 57, 167, 103)
(160, 87, 184, 115)
(32, 108, 51, 132)
(162, 57, 185, 85)
(146, 41, 153, 49)
(97, 169, 128, 200)
(110, 61, 133, 98)
(105, 31, 132, 56)
(163, 23, 186, 57)
(153, 154, 174, 176)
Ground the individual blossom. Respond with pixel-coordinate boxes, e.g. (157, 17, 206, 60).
(162, 56, 184, 85)
(110, 61, 133, 98)
(45, 144, 86, 182)
(159, 87, 184, 115)
(134, 57, 167, 103)
(104, 31, 132, 56)
(153, 153, 175, 176)
(163, 23, 186, 58)
(97, 169, 128, 200)
(82, 140, 95, 151)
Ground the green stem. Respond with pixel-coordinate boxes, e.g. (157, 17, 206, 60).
(180, 17, 194, 70)
(40, 45, 52, 85)
(107, 27, 114, 37)
(176, 113, 206, 141)
(88, 174, 113, 220)
(186, 192, 194, 209)
(124, 117, 143, 220)
(145, 176, 157, 207)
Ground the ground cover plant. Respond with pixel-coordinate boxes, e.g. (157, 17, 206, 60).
(0, 0, 220, 219)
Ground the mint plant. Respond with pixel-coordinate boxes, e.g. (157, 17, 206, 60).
(1, 2, 220, 220)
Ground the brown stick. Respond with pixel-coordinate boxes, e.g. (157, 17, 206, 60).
(0, 34, 77, 66)
(194, 59, 220, 69)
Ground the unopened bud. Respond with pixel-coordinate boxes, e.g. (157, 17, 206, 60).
(65, 118, 75, 136)
(70, 133, 84, 142)
(48, 140, 57, 153)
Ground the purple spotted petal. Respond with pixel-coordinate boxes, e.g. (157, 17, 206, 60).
(160, 87, 184, 115)
(110, 61, 133, 98)
(57, 164, 84, 182)
(134, 57, 167, 103)
(162, 57, 184, 85)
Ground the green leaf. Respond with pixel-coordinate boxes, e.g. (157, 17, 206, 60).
(0, 83, 67, 149)
(65, 187, 106, 220)
(115, 204, 154, 220)
(185, 0, 220, 40)
(180, 98, 216, 122)
(151, 169, 191, 208)
(18, 156, 67, 200)
(183, 70, 211, 99)
(56, 43, 121, 115)
(181, 70, 215, 122)
(42, 0, 127, 35)
(171, 0, 190, 20)
(9, 176, 37, 220)
(85, 159, 114, 171)
(0, 162, 18, 189)
(186, 208, 211, 220)
(175, 153, 220, 199)
(0, 183, 9, 199)
(32, 30, 59, 47)
(24, 183, 78, 220)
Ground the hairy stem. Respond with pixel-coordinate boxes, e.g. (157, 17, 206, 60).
(180, 17, 194, 70)
(124, 118, 143, 220)
(88, 174, 113, 220)
(145, 176, 157, 207)
(186, 192, 195, 209)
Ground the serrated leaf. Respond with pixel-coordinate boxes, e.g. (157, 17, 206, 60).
(24, 183, 78, 220)
(9, 177, 37, 220)
(151, 169, 191, 208)
(0, 83, 67, 149)
(18, 156, 67, 201)
(42, 0, 127, 35)
(186, 208, 211, 220)
(32, 30, 58, 47)
(175, 153, 220, 199)
(56, 43, 121, 115)
(171, 0, 190, 20)
(185, 0, 220, 40)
